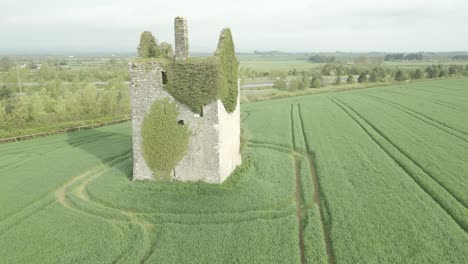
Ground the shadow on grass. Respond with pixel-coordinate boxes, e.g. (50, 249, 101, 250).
(66, 126, 133, 180)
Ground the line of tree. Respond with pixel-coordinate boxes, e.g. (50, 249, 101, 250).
(270, 63, 468, 91)
(0, 81, 130, 137)
(308, 55, 336, 63)
(0, 59, 131, 137)
(384, 53, 423, 61)
(452, 55, 468, 60)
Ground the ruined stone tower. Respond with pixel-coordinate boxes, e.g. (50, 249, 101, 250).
(129, 17, 241, 184)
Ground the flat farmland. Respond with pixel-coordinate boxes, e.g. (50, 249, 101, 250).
(1, 79, 467, 263)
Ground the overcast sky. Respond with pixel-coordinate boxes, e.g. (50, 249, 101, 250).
(1, 0, 467, 53)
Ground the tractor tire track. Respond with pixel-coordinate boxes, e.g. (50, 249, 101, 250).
(241, 111, 252, 122)
(410, 86, 468, 99)
(424, 84, 468, 94)
(359, 94, 468, 143)
(335, 97, 467, 208)
(383, 89, 468, 113)
(296, 103, 334, 264)
(331, 98, 468, 232)
(0, 197, 56, 238)
(56, 151, 153, 264)
(291, 104, 307, 264)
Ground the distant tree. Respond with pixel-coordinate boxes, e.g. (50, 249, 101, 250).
(0, 103, 6, 123)
(346, 75, 354, 84)
(99, 87, 118, 116)
(395, 69, 408, 81)
(404, 53, 423, 61)
(0, 56, 14, 71)
(53, 96, 68, 120)
(159, 42, 173, 59)
(412, 69, 424, 79)
(29, 94, 45, 121)
(288, 78, 302, 90)
(384, 53, 406, 61)
(452, 55, 468, 60)
(273, 79, 287, 90)
(268, 70, 286, 79)
(80, 84, 98, 117)
(425, 65, 439, 78)
(308, 55, 336, 63)
(137, 31, 159, 58)
(321, 64, 337, 75)
(371, 67, 387, 82)
(439, 69, 448, 78)
(64, 92, 81, 121)
(10, 95, 30, 127)
(0, 85, 13, 100)
(301, 75, 310, 90)
(369, 71, 378, 82)
(38, 63, 55, 81)
(357, 72, 367, 83)
(448, 65, 458, 76)
(335, 74, 341, 85)
(310, 76, 321, 88)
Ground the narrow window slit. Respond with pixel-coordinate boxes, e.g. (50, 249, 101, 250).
(162, 71, 168, 84)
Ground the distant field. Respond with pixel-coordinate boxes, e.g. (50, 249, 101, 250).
(1, 79, 467, 263)
(240, 59, 323, 72)
(239, 59, 468, 72)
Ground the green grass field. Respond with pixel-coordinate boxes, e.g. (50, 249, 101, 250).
(1, 79, 467, 263)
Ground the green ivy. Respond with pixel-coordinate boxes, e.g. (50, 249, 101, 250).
(215, 28, 239, 113)
(141, 99, 189, 180)
(165, 58, 221, 114)
(163, 28, 239, 114)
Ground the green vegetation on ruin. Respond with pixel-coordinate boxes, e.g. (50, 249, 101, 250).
(165, 58, 221, 114)
(215, 28, 240, 112)
(140, 28, 239, 114)
(141, 99, 189, 179)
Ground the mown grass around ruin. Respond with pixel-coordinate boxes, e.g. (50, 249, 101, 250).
(1, 78, 467, 263)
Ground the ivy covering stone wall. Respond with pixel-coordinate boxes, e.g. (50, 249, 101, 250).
(215, 28, 239, 113)
(141, 99, 189, 179)
(164, 28, 238, 114)
(165, 58, 221, 114)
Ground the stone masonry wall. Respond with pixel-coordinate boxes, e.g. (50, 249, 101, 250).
(217, 85, 242, 182)
(130, 17, 241, 183)
(174, 17, 188, 62)
(128, 62, 162, 180)
(129, 62, 240, 183)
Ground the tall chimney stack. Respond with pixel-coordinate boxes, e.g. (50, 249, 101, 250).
(174, 17, 189, 62)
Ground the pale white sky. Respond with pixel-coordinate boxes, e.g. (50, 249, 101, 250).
(1, 0, 467, 53)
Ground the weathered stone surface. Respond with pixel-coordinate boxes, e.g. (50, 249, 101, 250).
(174, 17, 188, 62)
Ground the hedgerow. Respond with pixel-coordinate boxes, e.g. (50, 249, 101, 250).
(141, 99, 189, 179)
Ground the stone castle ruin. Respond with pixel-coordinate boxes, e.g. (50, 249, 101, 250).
(129, 17, 241, 184)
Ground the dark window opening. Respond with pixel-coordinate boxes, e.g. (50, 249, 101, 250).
(162, 71, 168, 84)
(178, 120, 184, 125)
